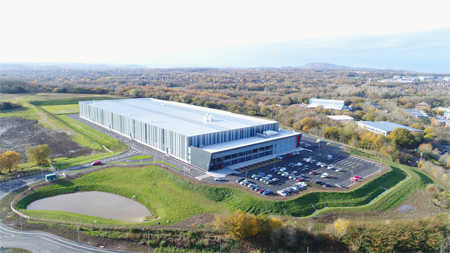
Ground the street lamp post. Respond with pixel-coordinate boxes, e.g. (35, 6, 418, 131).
(351, 170, 354, 178)
(20, 215, 22, 230)
(273, 155, 276, 169)
(148, 230, 150, 253)
(41, 165, 44, 181)
(9, 177, 12, 193)
(77, 221, 80, 243)
(246, 171, 248, 178)
(318, 142, 320, 156)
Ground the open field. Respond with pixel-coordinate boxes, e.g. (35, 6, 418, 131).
(40, 104, 79, 114)
(0, 93, 128, 177)
(16, 156, 431, 226)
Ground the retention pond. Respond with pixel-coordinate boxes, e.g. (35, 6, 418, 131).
(27, 191, 152, 223)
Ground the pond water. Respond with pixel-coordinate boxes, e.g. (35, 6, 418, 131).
(27, 191, 152, 223)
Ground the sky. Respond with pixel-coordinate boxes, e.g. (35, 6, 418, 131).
(0, 0, 449, 72)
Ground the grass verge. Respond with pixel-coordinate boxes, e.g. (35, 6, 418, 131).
(128, 155, 153, 160)
(17, 158, 426, 226)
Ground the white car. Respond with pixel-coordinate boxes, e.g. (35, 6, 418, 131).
(272, 178, 279, 182)
(321, 173, 329, 178)
(297, 162, 302, 166)
(327, 165, 334, 170)
(266, 174, 273, 178)
(335, 168, 342, 172)
(321, 163, 327, 168)
(214, 177, 225, 181)
(240, 180, 248, 185)
(281, 172, 290, 177)
(280, 167, 287, 172)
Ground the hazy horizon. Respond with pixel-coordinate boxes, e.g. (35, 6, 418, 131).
(1, 0, 449, 73)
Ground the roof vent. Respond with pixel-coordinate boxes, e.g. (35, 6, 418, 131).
(204, 113, 210, 123)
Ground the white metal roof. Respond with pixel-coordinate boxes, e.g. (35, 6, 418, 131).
(327, 115, 354, 121)
(200, 129, 299, 153)
(81, 98, 277, 137)
(307, 99, 345, 110)
(357, 121, 424, 133)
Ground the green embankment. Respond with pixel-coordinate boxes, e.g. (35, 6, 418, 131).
(128, 155, 153, 160)
(18, 157, 433, 225)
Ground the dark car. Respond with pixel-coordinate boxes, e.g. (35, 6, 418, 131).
(314, 180, 322, 185)
(236, 177, 245, 183)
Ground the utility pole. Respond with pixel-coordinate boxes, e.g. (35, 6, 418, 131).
(41, 165, 44, 181)
(318, 142, 320, 156)
(20, 215, 22, 230)
(9, 177, 12, 193)
(77, 221, 80, 243)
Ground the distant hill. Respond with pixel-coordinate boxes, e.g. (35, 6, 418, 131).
(300, 63, 354, 70)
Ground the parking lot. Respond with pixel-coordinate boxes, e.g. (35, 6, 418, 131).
(220, 141, 382, 197)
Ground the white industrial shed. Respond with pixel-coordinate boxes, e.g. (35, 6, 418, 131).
(79, 98, 301, 171)
(307, 99, 345, 111)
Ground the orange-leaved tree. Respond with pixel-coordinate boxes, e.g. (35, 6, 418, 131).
(0, 151, 22, 173)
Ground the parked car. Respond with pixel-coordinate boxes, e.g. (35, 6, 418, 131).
(251, 174, 257, 179)
(354, 175, 362, 179)
(316, 162, 322, 166)
(315, 180, 322, 185)
(350, 177, 358, 182)
(280, 167, 287, 172)
(334, 183, 344, 188)
(271, 178, 280, 182)
(323, 183, 330, 188)
(254, 186, 261, 191)
(258, 188, 266, 194)
(214, 177, 225, 181)
(320, 163, 327, 168)
(299, 174, 305, 177)
(240, 180, 248, 185)
(335, 168, 342, 172)
(236, 177, 245, 183)
(91, 160, 102, 166)
(266, 174, 273, 178)
(296, 177, 305, 182)
(270, 168, 278, 172)
(309, 170, 316, 175)
(327, 165, 334, 170)
(258, 172, 265, 177)
(263, 189, 272, 195)
(321, 173, 329, 178)
(296, 162, 302, 166)
(281, 172, 289, 177)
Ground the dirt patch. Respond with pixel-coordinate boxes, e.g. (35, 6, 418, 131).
(0, 117, 92, 158)
(170, 213, 216, 228)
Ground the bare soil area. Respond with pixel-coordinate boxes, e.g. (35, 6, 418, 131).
(0, 117, 92, 158)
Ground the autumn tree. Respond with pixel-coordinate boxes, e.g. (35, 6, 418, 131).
(216, 210, 282, 241)
(390, 128, 415, 147)
(0, 151, 22, 173)
(362, 113, 376, 121)
(300, 117, 316, 131)
(334, 218, 350, 239)
(26, 144, 52, 166)
(410, 123, 425, 131)
(323, 126, 339, 139)
(285, 118, 294, 127)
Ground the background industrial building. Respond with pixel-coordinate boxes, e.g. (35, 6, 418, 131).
(79, 98, 301, 171)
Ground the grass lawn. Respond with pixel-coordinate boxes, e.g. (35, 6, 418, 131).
(17, 157, 431, 226)
(40, 104, 79, 114)
(128, 155, 153, 160)
(18, 166, 231, 226)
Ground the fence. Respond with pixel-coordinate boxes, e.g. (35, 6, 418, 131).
(0, 168, 51, 184)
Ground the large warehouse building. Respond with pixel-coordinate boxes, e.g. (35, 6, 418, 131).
(79, 98, 301, 171)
